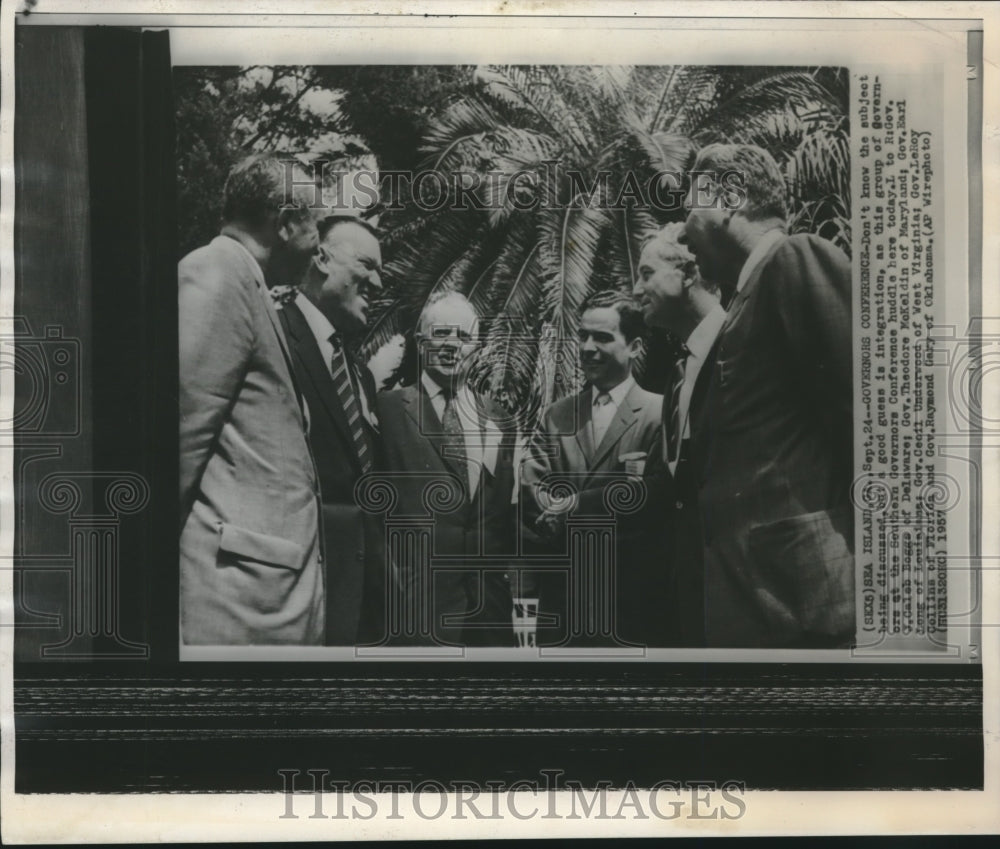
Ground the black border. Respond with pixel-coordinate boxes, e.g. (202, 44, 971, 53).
(14, 661, 983, 792)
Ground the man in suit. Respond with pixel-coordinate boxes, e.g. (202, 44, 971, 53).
(521, 290, 667, 646)
(274, 216, 386, 646)
(680, 143, 855, 648)
(633, 222, 725, 646)
(179, 153, 324, 645)
(377, 292, 518, 648)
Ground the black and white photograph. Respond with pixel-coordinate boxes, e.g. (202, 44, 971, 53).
(2, 1, 996, 842)
(174, 62, 856, 654)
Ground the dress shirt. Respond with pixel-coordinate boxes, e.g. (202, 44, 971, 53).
(421, 371, 488, 494)
(670, 304, 726, 475)
(590, 375, 635, 449)
(735, 227, 786, 294)
(294, 291, 376, 427)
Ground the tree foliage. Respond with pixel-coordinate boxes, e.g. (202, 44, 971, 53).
(175, 64, 851, 423)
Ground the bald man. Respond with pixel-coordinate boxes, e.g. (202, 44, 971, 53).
(376, 292, 518, 648)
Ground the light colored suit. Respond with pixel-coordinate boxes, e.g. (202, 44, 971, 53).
(179, 235, 324, 645)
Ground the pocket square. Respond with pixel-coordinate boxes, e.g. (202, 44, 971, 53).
(619, 450, 647, 477)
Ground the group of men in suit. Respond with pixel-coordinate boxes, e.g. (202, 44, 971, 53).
(179, 142, 855, 651)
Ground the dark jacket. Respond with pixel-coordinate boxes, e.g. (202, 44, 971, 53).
(376, 382, 518, 647)
(689, 233, 855, 647)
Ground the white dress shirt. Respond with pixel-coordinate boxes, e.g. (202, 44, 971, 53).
(294, 291, 376, 427)
(670, 304, 727, 475)
(590, 374, 635, 449)
(421, 371, 496, 494)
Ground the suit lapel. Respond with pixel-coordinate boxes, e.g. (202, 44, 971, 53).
(720, 233, 783, 336)
(256, 277, 298, 383)
(590, 384, 639, 472)
(573, 390, 595, 464)
(280, 300, 360, 472)
(402, 384, 467, 481)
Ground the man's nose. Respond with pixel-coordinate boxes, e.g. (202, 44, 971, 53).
(580, 336, 596, 353)
(368, 269, 383, 292)
(632, 277, 644, 297)
(682, 185, 695, 214)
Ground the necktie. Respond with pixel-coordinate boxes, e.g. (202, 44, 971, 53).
(666, 346, 689, 466)
(441, 392, 470, 487)
(592, 392, 613, 447)
(330, 335, 373, 473)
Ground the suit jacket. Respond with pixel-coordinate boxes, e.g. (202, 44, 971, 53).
(376, 383, 518, 647)
(521, 381, 668, 645)
(664, 322, 724, 648)
(277, 297, 386, 646)
(179, 236, 323, 645)
(689, 233, 855, 647)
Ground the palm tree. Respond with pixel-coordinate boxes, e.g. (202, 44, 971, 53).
(365, 64, 850, 426)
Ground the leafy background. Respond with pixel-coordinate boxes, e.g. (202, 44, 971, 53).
(176, 64, 850, 426)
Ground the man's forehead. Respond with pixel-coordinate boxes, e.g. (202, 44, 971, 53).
(642, 239, 688, 267)
(580, 307, 622, 334)
(323, 220, 379, 252)
(423, 302, 477, 331)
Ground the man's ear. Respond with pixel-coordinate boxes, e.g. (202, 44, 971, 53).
(275, 206, 292, 238)
(312, 243, 333, 273)
(275, 206, 304, 242)
(628, 336, 645, 359)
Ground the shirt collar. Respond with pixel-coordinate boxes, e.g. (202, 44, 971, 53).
(685, 303, 727, 361)
(736, 228, 785, 293)
(591, 374, 635, 407)
(420, 370, 445, 402)
(421, 370, 471, 404)
(294, 291, 338, 348)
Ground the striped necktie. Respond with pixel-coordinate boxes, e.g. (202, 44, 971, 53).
(666, 346, 690, 466)
(330, 334, 373, 474)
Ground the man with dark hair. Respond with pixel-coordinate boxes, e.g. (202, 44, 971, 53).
(274, 215, 386, 645)
(681, 142, 855, 648)
(521, 290, 668, 647)
(377, 292, 519, 648)
(179, 152, 325, 645)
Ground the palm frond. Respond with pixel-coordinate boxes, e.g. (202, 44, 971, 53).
(538, 202, 609, 401)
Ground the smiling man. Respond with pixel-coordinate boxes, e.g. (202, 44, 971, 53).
(275, 215, 386, 646)
(632, 222, 724, 646)
(521, 290, 669, 646)
(377, 292, 520, 648)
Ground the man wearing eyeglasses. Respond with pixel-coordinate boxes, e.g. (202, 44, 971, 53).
(376, 291, 519, 648)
